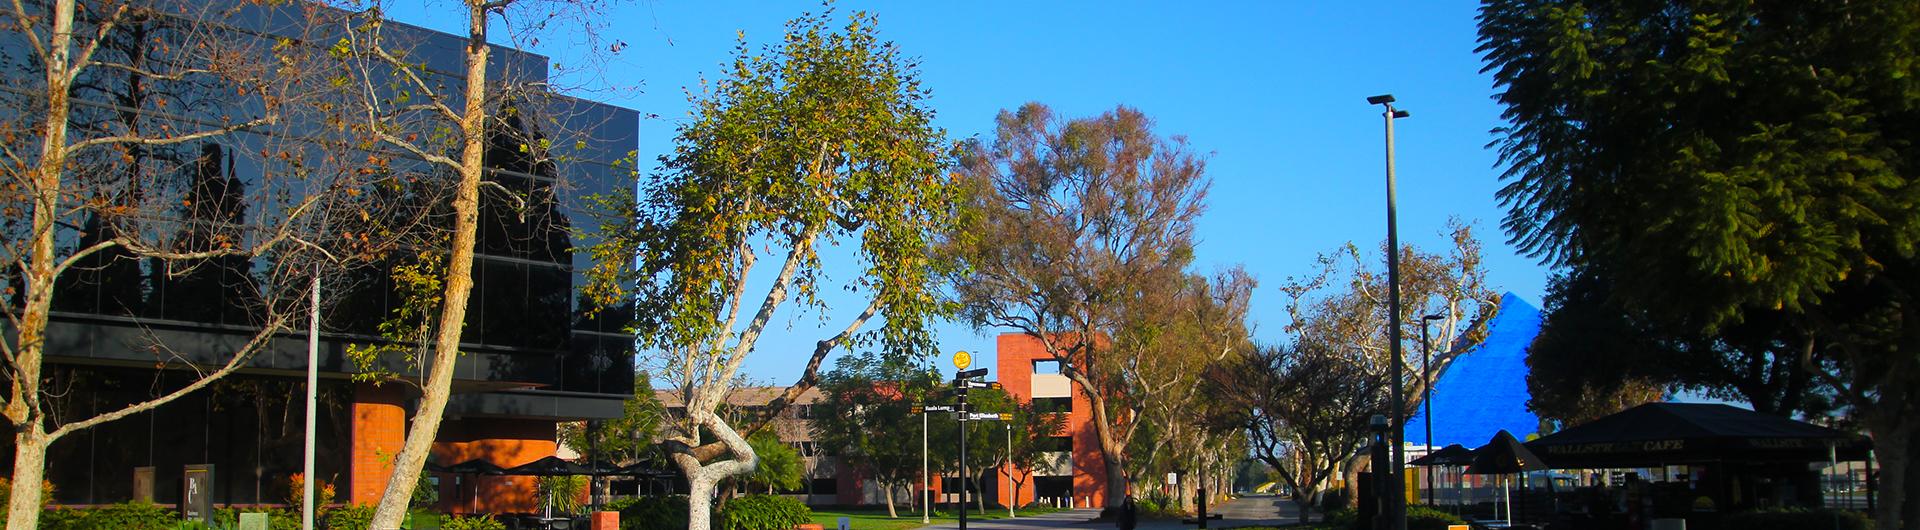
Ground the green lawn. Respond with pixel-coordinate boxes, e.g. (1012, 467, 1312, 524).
(808, 506, 1067, 530)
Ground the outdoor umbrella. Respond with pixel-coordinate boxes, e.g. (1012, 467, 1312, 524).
(504, 456, 594, 521)
(611, 461, 678, 478)
(447, 458, 508, 475)
(1411, 444, 1474, 507)
(1467, 430, 1546, 526)
(503, 455, 592, 476)
(1412, 444, 1475, 466)
(425, 458, 455, 474)
(445, 459, 508, 514)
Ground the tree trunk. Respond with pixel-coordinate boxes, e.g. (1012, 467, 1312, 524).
(5, 1, 75, 527)
(674, 411, 758, 530)
(1083, 390, 1130, 511)
(367, 4, 490, 529)
(1869, 416, 1915, 530)
(689, 473, 717, 530)
(1903, 428, 1918, 530)
(1342, 453, 1369, 509)
(976, 471, 988, 513)
(1295, 493, 1313, 524)
(7, 431, 50, 530)
(884, 481, 897, 518)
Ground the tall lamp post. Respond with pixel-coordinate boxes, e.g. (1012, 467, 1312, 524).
(1366, 93, 1412, 530)
(1419, 313, 1444, 506)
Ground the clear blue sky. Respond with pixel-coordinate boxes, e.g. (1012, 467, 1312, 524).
(383, 0, 1550, 385)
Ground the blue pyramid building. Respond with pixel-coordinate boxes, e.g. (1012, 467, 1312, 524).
(1404, 292, 1543, 448)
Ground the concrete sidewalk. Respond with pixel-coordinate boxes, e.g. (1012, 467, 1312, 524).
(912, 495, 1311, 530)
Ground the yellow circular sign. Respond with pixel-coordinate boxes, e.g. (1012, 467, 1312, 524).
(953, 350, 972, 370)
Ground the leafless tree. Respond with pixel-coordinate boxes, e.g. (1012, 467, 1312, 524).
(0, 0, 372, 524)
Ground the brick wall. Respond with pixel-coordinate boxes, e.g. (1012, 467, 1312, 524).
(348, 383, 560, 514)
(430, 418, 558, 514)
(995, 333, 1108, 509)
(350, 383, 407, 504)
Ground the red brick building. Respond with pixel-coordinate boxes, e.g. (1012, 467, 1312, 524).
(995, 333, 1111, 509)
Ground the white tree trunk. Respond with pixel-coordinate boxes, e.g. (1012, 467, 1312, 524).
(884, 482, 898, 518)
(675, 411, 758, 530)
(367, 4, 490, 528)
(6, 431, 50, 529)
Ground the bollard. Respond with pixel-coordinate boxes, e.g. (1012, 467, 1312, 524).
(591, 511, 619, 530)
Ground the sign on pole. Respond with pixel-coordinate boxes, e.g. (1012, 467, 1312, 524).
(953, 350, 972, 370)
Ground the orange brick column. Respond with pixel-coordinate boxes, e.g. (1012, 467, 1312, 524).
(351, 383, 408, 503)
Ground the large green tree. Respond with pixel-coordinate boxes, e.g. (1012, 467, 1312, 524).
(1479, 1, 1920, 526)
(941, 103, 1210, 513)
(614, 9, 958, 530)
(813, 356, 936, 518)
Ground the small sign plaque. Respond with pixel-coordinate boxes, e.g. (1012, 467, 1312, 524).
(182, 464, 215, 525)
(953, 350, 972, 370)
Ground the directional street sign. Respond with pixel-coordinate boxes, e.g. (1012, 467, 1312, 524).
(956, 368, 989, 379)
(911, 405, 954, 414)
(965, 412, 1006, 421)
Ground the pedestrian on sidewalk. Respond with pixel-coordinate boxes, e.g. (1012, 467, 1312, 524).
(1118, 495, 1138, 530)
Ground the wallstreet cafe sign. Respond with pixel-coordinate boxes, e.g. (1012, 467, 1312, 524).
(1542, 437, 1827, 456)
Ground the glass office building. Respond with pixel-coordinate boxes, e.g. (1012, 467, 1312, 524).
(0, 0, 638, 512)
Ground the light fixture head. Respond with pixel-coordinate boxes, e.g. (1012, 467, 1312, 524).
(1367, 94, 1396, 105)
(1392, 110, 1412, 119)
(1423, 313, 1446, 321)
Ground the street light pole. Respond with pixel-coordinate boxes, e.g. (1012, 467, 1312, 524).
(1367, 93, 1412, 530)
(1006, 423, 1015, 518)
(1420, 313, 1443, 506)
(924, 409, 930, 524)
(302, 266, 319, 530)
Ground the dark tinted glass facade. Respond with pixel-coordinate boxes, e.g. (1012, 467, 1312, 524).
(2, 0, 637, 395)
(0, 0, 637, 504)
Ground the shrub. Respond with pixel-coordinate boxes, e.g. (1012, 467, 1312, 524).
(1723, 507, 1870, 530)
(1405, 505, 1466, 530)
(1318, 489, 1351, 513)
(403, 510, 442, 530)
(36, 508, 88, 530)
(325, 504, 375, 530)
(442, 515, 506, 530)
(1322, 507, 1356, 530)
(45, 501, 182, 530)
(715, 494, 810, 530)
(617, 496, 690, 530)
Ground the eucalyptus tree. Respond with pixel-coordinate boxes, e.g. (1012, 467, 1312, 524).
(610, 9, 958, 529)
(1480, 2, 1920, 525)
(941, 103, 1210, 513)
(1129, 268, 1254, 510)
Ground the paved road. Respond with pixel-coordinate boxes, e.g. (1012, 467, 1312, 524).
(912, 495, 1311, 530)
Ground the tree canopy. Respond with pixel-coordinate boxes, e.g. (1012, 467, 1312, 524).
(1479, 1, 1920, 527)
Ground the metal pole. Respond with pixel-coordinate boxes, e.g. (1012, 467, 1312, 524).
(959, 391, 970, 530)
(303, 267, 319, 530)
(1382, 100, 1408, 530)
(924, 410, 931, 524)
(1007, 423, 1015, 518)
(1421, 321, 1432, 506)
